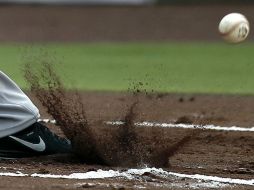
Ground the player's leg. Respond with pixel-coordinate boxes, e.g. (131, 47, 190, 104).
(0, 71, 71, 158)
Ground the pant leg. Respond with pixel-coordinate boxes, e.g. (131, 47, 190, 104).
(0, 71, 40, 138)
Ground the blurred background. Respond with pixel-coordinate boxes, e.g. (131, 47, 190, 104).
(0, 0, 253, 42)
(1, 0, 254, 94)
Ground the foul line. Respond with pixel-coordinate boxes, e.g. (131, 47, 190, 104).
(38, 119, 254, 132)
(0, 168, 253, 187)
(106, 121, 254, 132)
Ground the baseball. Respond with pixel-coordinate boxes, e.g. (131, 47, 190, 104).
(218, 13, 250, 43)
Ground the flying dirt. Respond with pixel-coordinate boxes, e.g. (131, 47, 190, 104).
(23, 56, 195, 167)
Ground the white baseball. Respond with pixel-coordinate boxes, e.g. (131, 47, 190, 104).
(218, 13, 250, 43)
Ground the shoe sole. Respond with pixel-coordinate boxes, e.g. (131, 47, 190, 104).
(0, 150, 37, 159)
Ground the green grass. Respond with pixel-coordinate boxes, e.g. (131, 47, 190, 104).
(1, 42, 254, 94)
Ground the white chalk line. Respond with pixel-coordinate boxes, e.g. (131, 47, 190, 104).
(0, 168, 253, 187)
(38, 119, 254, 132)
(107, 121, 254, 132)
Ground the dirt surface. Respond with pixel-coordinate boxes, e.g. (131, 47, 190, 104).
(0, 4, 253, 42)
(33, 92, 254, 127)
(0, 92, 254, 190)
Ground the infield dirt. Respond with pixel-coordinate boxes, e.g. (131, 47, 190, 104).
(0, 92, 254, 190)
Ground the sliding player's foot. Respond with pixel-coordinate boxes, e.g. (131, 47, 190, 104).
(0, 122, 71, 159)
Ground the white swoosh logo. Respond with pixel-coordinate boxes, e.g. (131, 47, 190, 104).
(9, 136, 46, 152)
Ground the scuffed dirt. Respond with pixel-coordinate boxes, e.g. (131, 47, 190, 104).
(23, 57, 189, 168)
(0, 92, 253, 190)
(0, 92, 254, 190)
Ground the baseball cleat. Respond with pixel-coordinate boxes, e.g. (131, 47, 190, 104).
(0, 122, 71, 159)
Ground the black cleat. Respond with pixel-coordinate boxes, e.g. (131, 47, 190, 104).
(0, 122, 71, 159)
